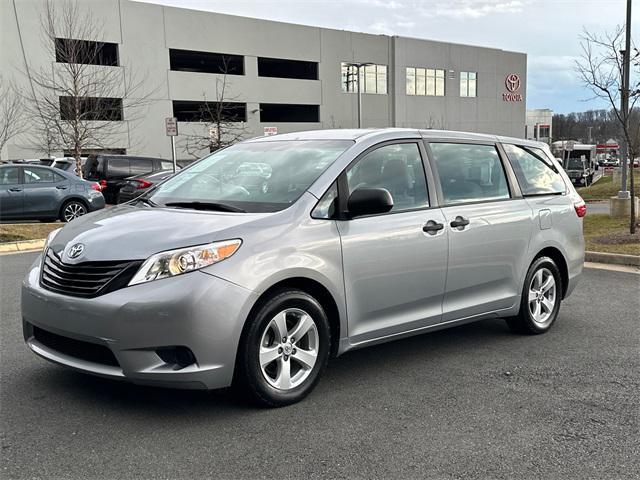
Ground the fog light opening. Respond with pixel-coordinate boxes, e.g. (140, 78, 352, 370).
(156, 346, 196, 370)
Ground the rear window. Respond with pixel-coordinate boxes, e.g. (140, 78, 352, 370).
(503, 144, 566, 196)
(83, 156, 104, 178)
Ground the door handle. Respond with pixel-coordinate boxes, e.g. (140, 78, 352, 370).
(450, 216, 470, 230)
(8, 187, 22, 192)
(423, 220, 444, 235)
(56, 185, 68, 190)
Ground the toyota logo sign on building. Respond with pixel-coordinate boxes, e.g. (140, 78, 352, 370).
(503, 74, 523, 101)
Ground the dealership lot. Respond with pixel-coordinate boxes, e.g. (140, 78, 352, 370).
(1, 252, 638, 479)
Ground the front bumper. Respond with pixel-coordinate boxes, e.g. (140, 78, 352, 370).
(21, 257, 258, 390)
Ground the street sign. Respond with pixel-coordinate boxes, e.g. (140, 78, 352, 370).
(264, 126, 278, 136)
(165, 117, 178, 136)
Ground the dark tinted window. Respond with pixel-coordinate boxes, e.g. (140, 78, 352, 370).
(24, 168, 57, 183)
(503, 144, 566, 195)
(0, 167, 20, 185)
(346, 143, 429, 213)
(172, 100, 247, 122)
(259, 104, 319, 123)
(107, 159, 130, 177)
(129, 159, 154, 175)
(430, 143, 510, 205)
(55, 38, 119, 66)
(83, 156, 104, 178)
(258, 57, 318, 80)
(169, 49, 244, 75)
(60, 97, 123, 121)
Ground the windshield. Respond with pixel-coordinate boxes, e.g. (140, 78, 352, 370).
(567, 158, 584, 170)
(148, 140, 353, 212)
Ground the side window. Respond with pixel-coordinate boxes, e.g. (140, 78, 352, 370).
(503, 144, 566, 196)
(0, 167, 20, 185)
(24, 168, 56, 184)
(346, 143, 429, 213)
(311, 182, 338, 219)
(161, 161, 174, 171)
(107, 158, 130, 177)
(129, 159, 154, 175)
(430, 143, 510, 205)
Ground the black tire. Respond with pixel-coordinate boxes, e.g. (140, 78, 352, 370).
(59, 199, 88, 222)
(235, 289, 331, 407)
(506, 256, 563, 335)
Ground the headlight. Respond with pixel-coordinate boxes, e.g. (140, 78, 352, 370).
(43, 228, 62, 252)
(128, 239, 242, 286)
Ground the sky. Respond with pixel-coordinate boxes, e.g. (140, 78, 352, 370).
(139, 0, 638, 114)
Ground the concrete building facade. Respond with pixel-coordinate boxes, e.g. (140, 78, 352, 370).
(525, 108, 553, 144)
(2, 0, 527, 160)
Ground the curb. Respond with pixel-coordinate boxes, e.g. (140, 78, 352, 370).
(0, 239, 45, 254)
(585, 251, 640, 267)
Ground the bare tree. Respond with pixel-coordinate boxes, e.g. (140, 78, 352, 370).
(576, 26, 639, 233)
(22, 0, 153, 176)
(182, 60, 248, 158)
(0, 77, 27, 159)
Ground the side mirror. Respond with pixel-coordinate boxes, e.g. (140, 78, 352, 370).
(347, 187, 393, 218)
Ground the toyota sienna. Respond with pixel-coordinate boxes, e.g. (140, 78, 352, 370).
(21, 129, 585, 406)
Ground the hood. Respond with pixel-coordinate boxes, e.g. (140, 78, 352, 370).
(49, 204, 272, 262)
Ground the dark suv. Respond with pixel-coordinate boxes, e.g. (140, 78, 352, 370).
(82, 155, 175, 203)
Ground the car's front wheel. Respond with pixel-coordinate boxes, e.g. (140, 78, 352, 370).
(235, 289, 331, 407)
(60, 200, 87, 222)
(506, 256, 563, 334)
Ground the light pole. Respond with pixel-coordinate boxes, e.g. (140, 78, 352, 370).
(618, 0, 631, 199)
(345, 62, 373, 128)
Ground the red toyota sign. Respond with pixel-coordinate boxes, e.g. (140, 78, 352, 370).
(502, 74, 523, 102)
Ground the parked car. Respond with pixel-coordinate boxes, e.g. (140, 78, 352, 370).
(0, 164, 105, 222)
(117, 170, 175, 204)
(82, 154, 176, 204)
(21, 129, 585, 407)
(39, 157, 87, 176)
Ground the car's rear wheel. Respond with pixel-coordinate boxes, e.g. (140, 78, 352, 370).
(235, 289, 330, 407)
(506, 256, 562, 335)
(60, 200, 87, 222)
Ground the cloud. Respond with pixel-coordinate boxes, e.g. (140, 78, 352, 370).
(432, 1, 526, 18)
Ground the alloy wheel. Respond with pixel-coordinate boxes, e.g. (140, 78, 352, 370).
(259, 308, 319, 390)
(528, 267, 556, 326)
(63, 202, 87, 222)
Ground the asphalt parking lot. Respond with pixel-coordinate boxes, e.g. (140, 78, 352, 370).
(1, 252, 639, 479)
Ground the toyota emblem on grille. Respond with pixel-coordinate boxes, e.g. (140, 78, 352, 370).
(67, 243, 85, 259)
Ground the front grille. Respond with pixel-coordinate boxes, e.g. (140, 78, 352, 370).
(32, 325, 120, 367)
(40, 249, 142, 298)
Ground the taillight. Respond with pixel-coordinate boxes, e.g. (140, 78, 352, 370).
(574, 200, 587, 218)
(90, 183, 102, 192)
(99, 179, 107, 191)
(134, 179, 152, 189)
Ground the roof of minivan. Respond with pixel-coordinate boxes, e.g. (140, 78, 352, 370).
(247, 128, 548, 149)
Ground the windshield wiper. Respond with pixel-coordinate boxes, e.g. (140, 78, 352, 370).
(164, 201, 246, 213)
(136, 196, 157, 207)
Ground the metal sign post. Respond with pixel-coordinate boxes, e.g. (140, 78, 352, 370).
(165, 117, 178, 173)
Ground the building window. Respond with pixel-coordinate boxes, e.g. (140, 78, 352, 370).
(259, 104, 319, 122)
(258, 57, 318, 80)
(538, 125, 550, 138)
(341, 63, 387, 94)
(172, 100, 247, 122)
(460, 71, 477, 97)
(55, 38, 119, 66)
(169, 49, 244, 75)
(59, 97, 123, 121)
(406, 67, 446, 96)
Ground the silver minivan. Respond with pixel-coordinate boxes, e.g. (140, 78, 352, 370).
(21, 129, 585, 406)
